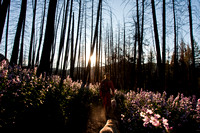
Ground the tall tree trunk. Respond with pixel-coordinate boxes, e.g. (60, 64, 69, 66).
(151, 0, 161, 74)
(35, 0, 46, 65)
(60, 0, 73, 88)
(36, 0, 46, 65)
(136, 0, 142, 89)
(100, 4, 102, 81)
(73, 0, 82, 78)
(87, 0, 94, 83)
(172, 0, 178, 83)
(28, 0, 37, 68)
(107, 26, 110, 74)
(188, 0, 195, 69)
(18, 16, 26, 66)
(55, 0, 70, 74)
(10, 0, 27, 65)
(50, 7, 62, 74)
(0, 0, 10, 44)
(5, 3, 10, 58)
(84, 0, 87, 80)
(85, 0, 102, 83)
(70, 13, 75, 79)
(188, 0, 196, 90)
(37, 0, 58, 76)
(162, 0, 166, 90)
(123, 17, 126, 90)
(110, 10, 113, 78)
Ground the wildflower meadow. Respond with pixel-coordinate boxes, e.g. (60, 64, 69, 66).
(0, 59, 200, 132)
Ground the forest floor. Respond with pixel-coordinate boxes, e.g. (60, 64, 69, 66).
(84, 105, 106, 133)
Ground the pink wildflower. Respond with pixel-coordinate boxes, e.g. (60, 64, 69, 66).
(150, 116, 161, 127)
(146, 109, 153, 115)
(143, 116, 150, 122)
(154, 114, 161, 119)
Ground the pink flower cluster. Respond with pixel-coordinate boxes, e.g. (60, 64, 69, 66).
(119, 88, 200, 132)
(140, 109, 172, 132)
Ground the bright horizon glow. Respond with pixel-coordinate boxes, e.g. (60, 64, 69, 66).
(88, 53, 96, 67)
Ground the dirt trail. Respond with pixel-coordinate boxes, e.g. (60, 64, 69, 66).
(84, 105, 106, 133)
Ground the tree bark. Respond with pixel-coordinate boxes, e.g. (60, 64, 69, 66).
(18, 16, 26, 66)
(188, 0, 195, 69)
(10, 0, 27, 65)
(60, 0, 73, 88)
(0, 0, 10, 44)
(73, 0, 82, 79)
(28, 0, 37, 68)
(37, 0, 58, 76)
(5, 3, 10, 58)
(151, 0, 161, 72)
(70, 13, 75, 79)
(35, 0, 46, 65)
(162, 0, 166, 90)
(136, 0, 142, 89)
(85, 0, 102, 83)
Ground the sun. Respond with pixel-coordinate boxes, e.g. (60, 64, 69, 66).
(90, 54, 96, 67)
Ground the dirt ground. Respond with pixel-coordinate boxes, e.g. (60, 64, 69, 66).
(84, 105, 106, 133)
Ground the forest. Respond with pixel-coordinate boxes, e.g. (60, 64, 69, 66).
(0, 0, 200, 95)
(0, 0, 200, 131)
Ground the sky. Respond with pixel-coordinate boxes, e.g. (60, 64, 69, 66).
(0, 0, 200, 68)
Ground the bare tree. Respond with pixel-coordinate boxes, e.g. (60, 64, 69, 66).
(162, 0, 166, 90)
(85, 0, 102, 83)
(60, 0, 73, 88)
(4, 3, 10, 58)
(35, 0, 46, 65)
(0, 0, 10, 44)
(55, 0, 70, 74)
(10, 0, 27, 65)
(151, 0, 161, 74)
(37, 0, 58, 75)
(28, 0, 37, 68)
(70, 13, 75, 79)
(18, 14, 26, 66)
(188, 0, 195, 69)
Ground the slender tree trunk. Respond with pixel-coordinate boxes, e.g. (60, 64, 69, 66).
(10, 0, 27, 65)
(137, 0, 142, 89)
(55, 0, 70, 74)
(36, 0, 46, 65)
(140, 0, 144, 49)
(18, 17, 26, 66)
(162, 0, 166, 90)
(123, 17, 126, 90)
(188, 0, 195, 69)
(151, 0, 161, 74)
(70, 13, 75, 79)
(110, 10, 113, 78)
(85, 0, 102, 83)
(73, 0, 82, 78)
(50, 7, 62, 74)
(28, 0, 37, 68)
(172, 0, 178, 83)
(60, 0, 73, 88)
(117, 23, 120, 88)
(133, 21, 137, 89)
(107, 26, 110, 74)
(5, 4, 10, 58)
(88, 0, 94, 83)
(84, 0, 87, 80)
(188, 0, 196, 90)
(0, 0, 10, 44)
(37, 0, 58, 76)
(99, 4, 102, 81)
